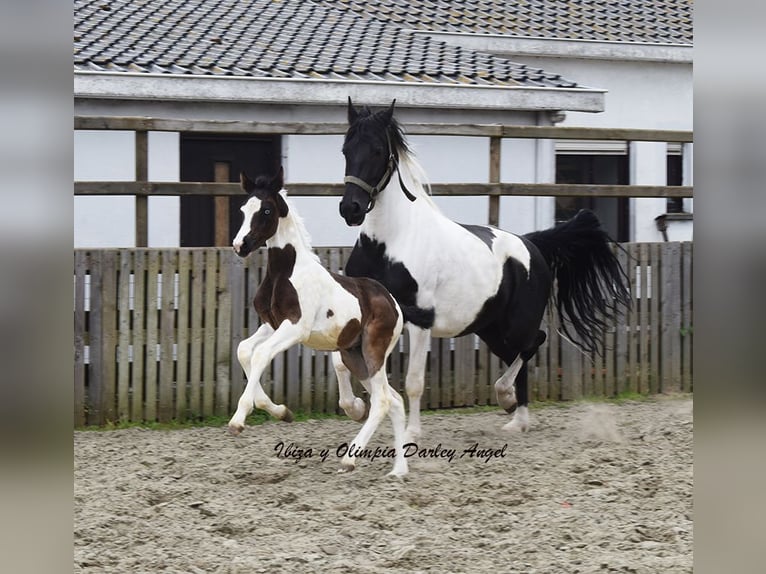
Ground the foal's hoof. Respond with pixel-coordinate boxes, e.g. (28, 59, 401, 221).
(338, 461, 356, 474)
(355, 402, 370, 423)
(504, 403, 518, 414)
(281, 408, 294, 423)
(228, 423, 244, 437)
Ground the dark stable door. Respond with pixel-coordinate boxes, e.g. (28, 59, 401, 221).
(180, 134, 281, 247)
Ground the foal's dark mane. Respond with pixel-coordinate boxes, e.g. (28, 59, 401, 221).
(344, 106, 410, 159)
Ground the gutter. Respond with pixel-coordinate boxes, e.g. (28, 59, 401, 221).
(74, 71, 605, 113)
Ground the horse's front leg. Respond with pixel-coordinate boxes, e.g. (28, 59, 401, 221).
(404, 325, 430, 443)
(228, 320, 305, 435)
(332, 351, 368, 422)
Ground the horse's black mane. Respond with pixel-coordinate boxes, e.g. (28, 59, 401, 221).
(345, 105, 410, 158)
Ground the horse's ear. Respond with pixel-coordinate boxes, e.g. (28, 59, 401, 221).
(347, 96, 359, 124)
(270, 165, 284, 193)
(240, 171, 255, 194)
(379, 98, 396, 124)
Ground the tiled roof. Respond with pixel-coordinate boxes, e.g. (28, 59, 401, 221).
(73, 0, 581, 88)
(318, 0, 694, 45)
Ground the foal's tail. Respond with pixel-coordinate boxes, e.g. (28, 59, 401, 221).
(525, 209, 631, 354)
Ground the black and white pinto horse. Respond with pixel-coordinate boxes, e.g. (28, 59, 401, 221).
(338, 99, 630, 439)
(230, 167, 409, 476)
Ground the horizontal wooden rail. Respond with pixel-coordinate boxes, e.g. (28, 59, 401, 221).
(74, 181, 693, 198)
(74, 115, 693, 143)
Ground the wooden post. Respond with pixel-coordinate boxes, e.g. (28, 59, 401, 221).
(135, 131, 148, 247)
(488, 136, 501, 226)
(214, 162, 230, 247)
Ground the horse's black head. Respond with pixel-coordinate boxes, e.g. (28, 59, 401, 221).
(232, 166, 289, 257)
(340, 97, 406, 226)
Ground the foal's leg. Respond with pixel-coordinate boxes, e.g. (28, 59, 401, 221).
(237, 322, 274, 377)
(228, 320, 304, 435)
(403, 325, 430, 443)
(339, 369, 390, 473)
(331, 351, 368, 422)
(385, 382, 408, 477)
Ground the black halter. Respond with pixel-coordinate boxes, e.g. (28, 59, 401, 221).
(343, 131, 417, 213)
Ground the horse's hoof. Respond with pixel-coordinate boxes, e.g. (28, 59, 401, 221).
(502, 420, 528, 433)
(228, 424, 244, 436)
(387, 468, 408, 479)
(356, 402, 370, 423)
(504, 403, 518, 414)
(338, 461, 355, 473)
(281, 408, 294, 423)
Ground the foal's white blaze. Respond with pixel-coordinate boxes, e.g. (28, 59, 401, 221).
(232, 196, 261, 252)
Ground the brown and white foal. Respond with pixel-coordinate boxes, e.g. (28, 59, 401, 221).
(230, 167, 408, 476)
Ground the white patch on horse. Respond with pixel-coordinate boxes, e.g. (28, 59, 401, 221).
(232, 196, 262, 253)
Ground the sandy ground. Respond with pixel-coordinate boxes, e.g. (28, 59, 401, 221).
(74, 397, 693, 573)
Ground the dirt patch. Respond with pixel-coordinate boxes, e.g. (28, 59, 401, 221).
(74, 397, 693, 573)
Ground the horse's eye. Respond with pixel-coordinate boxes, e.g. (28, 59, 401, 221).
(263, 208, 271, 216)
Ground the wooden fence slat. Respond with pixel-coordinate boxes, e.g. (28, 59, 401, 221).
(158, 250, 176, 423)
(87, 251, 103, 425)
(537, 313, 550, 401)
(301, 346, 314, 413)
(228, 252, 246, 409)
(202, 250, 217, 417)
(476, 341, 489, 406)
(649, 243, 661, 394)
(440, 339, 452, 408)
(101, 251, 118, 424)
(661, 242, 682, 393)
(614, 247, 629, 395)
(638, 243, 650, 394)
(144, 250, 160, 421)
(176, 250, 190, 420)
(74, 251, 87, 426)
(428, 337, 440, 409)
(548, 307, 561, 401)
(116, 250, 132, 422)
(130, 250, 146, 421)
(189, 250, 204, 417)
(681, 242, 693, 391)
(216, 249, 232, 417)
(627, 244, 639, 394)
(285, 345, 300, 409)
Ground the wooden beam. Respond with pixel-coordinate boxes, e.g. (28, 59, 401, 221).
(75, 181, 694, 198)
(74, 115, 693, 143)
(134, 131, 148, 247)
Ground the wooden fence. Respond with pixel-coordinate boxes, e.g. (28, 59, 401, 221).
(74, 242, 692, 427)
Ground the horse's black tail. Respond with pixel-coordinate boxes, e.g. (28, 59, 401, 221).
(525, 209, 631, 354)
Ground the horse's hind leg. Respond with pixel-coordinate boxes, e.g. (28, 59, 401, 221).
(503, 362, 530, 432)
(332, 351, 368, 422)
(385, 382, 408, 477)
(338, 369, 391, 473)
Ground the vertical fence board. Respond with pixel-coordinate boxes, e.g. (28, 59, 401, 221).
(681, 242, 693, 391)
(428, 337, 441, 408)
(301, 347, 314, 413)
(176, 250, 190, 420)
(203, 250, 217, 417)
(440, 339, 452, 408)
(144, 250, 160, 421)
(158, 250, 176, 422)
(649, 243, 661, 394)
(285, 346, 300, 408)
(87, 252, 103, 425)
(130, 250, 146, 421)
(100, 251, 118, 424)
(116, 250, 132, 422)
(73, 251, 87, 426)
(627, 244, 639, 394)
(662, 242, 682, 392)
(476, 341, 489, 406)
(216, 249, 232, 416)
(614, 247, 629, 395)
(189, 250, 204, 417)
(638, 243, 650, 394)
(547, 307, 561, 401)
(228, 253, 246, 408)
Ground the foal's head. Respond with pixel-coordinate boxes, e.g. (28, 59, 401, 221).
(340, 97, 409, 226)
(232, 166, 289, 257)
